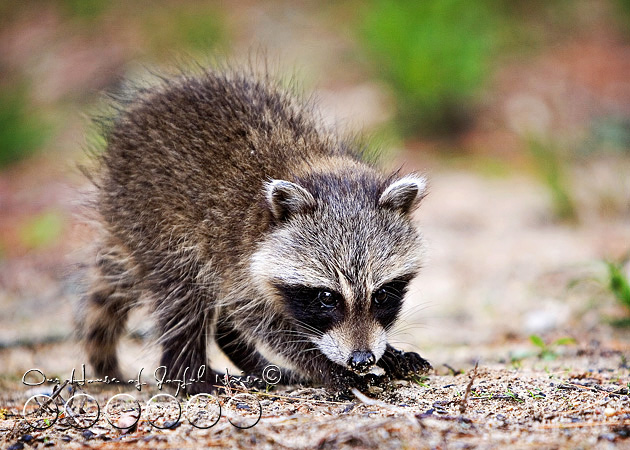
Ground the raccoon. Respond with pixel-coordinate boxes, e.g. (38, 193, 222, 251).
(79, 67, 431, 394)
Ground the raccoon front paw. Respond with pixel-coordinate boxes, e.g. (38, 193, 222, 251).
(377, 346, 432, 380)
(328, 368, 387, 399)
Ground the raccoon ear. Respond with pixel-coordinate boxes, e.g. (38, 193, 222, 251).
(378, 175, 427, 214)
(265, 179, 316, 221)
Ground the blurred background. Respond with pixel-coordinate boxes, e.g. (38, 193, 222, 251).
(0, 0, 629, 382)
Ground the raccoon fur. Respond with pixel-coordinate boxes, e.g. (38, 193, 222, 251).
(79, 67, 432, 394)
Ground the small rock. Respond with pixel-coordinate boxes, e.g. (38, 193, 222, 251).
(61, 435, 72, 442)
(163, 420, 181, 429)
(18, 435, 33, 443)
(7, 443, 24, 450)
(82, 430, 95, 440)
(368, 386, 384, 395)
(604, 407, 616, 417)
(340, 403, 355, 413)
(115, 412, 139, 431)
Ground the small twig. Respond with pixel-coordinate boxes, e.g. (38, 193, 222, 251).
(443, 364, 464, 376)
(561, 382, 629, 398)
(351, 388, 420, 429)
(459, 361, 479, 414)
(469, 394, 521, 401)
(538, 420, 630, 430)
(36, 380, 69, 411)
(214, 385, 351, 405)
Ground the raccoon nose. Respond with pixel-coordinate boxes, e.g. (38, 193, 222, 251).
(348, 351, 376, 372)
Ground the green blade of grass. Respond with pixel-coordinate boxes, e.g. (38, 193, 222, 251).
(529, 334, 546, 349)
(606, 262, 630, 308)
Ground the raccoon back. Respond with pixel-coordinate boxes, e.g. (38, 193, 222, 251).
(97, 71, 347, 273)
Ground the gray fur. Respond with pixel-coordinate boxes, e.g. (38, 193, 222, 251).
(78, 67, 431, 393)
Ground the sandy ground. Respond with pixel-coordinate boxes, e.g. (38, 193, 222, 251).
(1, 154, 629, 449)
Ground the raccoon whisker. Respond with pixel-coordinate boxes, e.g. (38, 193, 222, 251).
(387, 332, 418, 344)
(388, 322, 427, 334)
(281, 334, 319, 343)
(282, 327, 321, 339)
(284, 339, 318, 345)
(402, 300, 435, 311)
(398, 301, 435, 319)
(278, 329, 315, 336)
(298, 346, 326, 356)
(290, 319, 324, 338)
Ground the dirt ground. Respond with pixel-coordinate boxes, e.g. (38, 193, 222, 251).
(1, 357, 629, 450)
(1, 1, 630, 449)
(1, 155, 629, 449)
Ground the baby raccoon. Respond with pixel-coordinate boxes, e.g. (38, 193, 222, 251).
(79, 67, 431, 393)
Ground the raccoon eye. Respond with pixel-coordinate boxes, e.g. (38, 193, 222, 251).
(372, 278, 410, 307)
(373, 288, 389, 305)
(318, 291, 338, 309)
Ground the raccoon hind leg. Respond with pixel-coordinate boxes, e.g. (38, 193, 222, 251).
(77, 239, 141, 381)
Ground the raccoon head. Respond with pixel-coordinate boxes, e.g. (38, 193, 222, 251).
(251, 163, 426, 373)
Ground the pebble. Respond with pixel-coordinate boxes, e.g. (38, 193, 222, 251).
(116, 413, 140, 430)
(8, 443, 24, 450)
(368, 386, 384, 395)
(163, 420, 181, 429)
(603, 407, 616, 417)
(82, 430, 95, 440)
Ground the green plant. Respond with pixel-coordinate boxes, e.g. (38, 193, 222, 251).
(528, 388, 545, 399)
(527, 138, 577, 221)
(530, 335, 576, 360)
(613, 0, 630, 36)
(19, 210, 65, 250)
(60, 0, 111, 21)
(605, 260, 630, 310)
(0, 85, 50, 167)
(470, 389, 493, 400)
(505, 388, 523, 403)
(142, 6, 225, 55)
(358, 0, 504, 137)
(412, 375, 430, 388)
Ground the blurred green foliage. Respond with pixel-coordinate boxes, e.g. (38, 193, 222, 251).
(606, 260, 630, 311)
(613, 0, 630, 33)
(56, 0, 226, 54)
(530, 335, 576, 361)
(0, 85, 50, 168)
(60, 0, 110, 20)
(142, 6, 225, 55)
(0, 0, 226, 169)
(527, 138, 577, 221)
(19, 211, 65, 250)
(358, 0, 504, 137)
